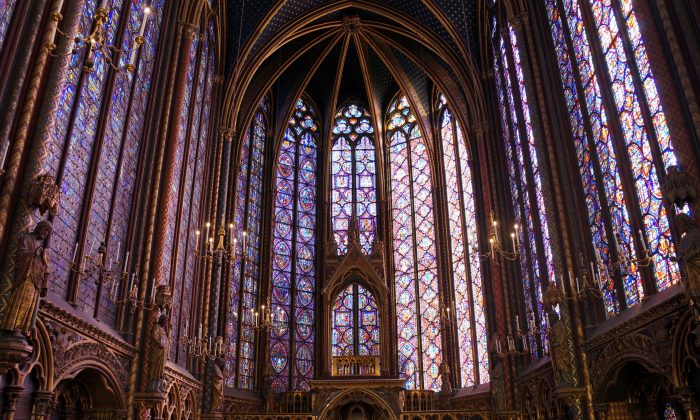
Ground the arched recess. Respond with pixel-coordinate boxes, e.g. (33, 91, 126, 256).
(52, 363, 126, 418)
(318, 388, 398, 420)
(321, 244, 390, 378)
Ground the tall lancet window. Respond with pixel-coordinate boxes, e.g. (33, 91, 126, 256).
(388, 94, 442, 391)
(542, 0, 681, 316)
(332, 284, 380, 371)
(437, 95, 489, 386)
(226, 97, 268, 390)
(0, 0, 17, 53)
(494, 25, 555, 358)
(41, 0, 165, 319)
(269, 98, 318, 392)
(331, 103, 377, 254)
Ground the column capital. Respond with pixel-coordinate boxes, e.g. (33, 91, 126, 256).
(472, 121, 490, 136)
(219, 126, 235, 142)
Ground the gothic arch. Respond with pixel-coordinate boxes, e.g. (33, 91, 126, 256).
(319, 388, 398, 420)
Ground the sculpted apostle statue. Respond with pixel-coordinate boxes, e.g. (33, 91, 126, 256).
(1, 221, 52, 336)
(146, 314, 170, 392)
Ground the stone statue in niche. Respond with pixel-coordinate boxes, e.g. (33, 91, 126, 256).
(675, 213, 700, 318)
(210, 356, 225, 412)
(439, 361, 452, 394)
(146, 314, 170, 392)
(1, 221, 52, 336)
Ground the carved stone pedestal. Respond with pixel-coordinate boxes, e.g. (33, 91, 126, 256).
(0, 331, 33, 373)
(135, 392, 166, 420)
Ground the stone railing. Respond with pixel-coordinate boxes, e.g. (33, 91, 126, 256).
(331, 355, 380, 376)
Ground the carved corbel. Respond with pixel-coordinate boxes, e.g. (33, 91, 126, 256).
(26, 174, 60, 216)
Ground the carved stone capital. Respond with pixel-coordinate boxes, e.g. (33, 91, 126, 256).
(472, 121, 489, 136)
(213, 74, 225, 85)
(4, 384, 22, 412)
(662, 165, 697, 208)
(0, 332, 33, 374)
(27, 174, 60, 216)
(343, 15, 361, 33)
(219, 127, 236, 142)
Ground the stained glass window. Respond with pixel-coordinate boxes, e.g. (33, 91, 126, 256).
(269, 97, 318, 392)
(226, 97, 269, 389)
(332, 284, 380, 360)
(388, 94, 442, 391)
(42, 0, 165, 316)
(494, 27, 554, 358)
(437, 95, 489, 386)
(541, 0, 681, 314)
(664, 403, 679, 420)
(0, 0, 17, 53)
(331, 103, 377, 254)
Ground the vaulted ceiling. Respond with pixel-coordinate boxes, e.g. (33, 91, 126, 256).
(220, 0, 491, 148)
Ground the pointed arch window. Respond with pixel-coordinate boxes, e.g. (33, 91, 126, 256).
(494, 25, 555, 358)
(437, 95, 489, 386)
(226, 97, 269, 390)
(0, 0, 17, 53)
(387, 95, 442, 391)
(42, 0, 166, 320)
(269, 98, 318, 392)
(541, 0, 681, 316)
(332, 283, 380, 366)
(331, 103, 377, 254)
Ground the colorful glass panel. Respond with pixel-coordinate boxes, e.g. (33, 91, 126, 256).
(388, 95, 442, 391)
(590, 0, 679, 291)
(270, 98, 317, 392)
(225, 98, 268, 389)
(439, 100, 489, 386)
(0, 0, 17, 53)
(332, 285, 354, 356)
(331, 104, 377, 254)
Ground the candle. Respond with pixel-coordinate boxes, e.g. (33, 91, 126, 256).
(110, 275, 117, 298)
(242, 231, 247, 256)
(496, 338, 502, 354)
(446, 307, 450, 321)
(0, 143, 6, 171)
(115, 242, 120, 267)
(489, 238, 494, 254)
(511, 232, 516, 252)
(209, 237, 214, 252)
(576, 277, 580, 294)
(185, 320, 189, 334)
(199, 323, 202, 339)
(233, 238, 237, 258)
(639, 229, 647, 252)
(129, 273, 136, 291)
(195, 230, 200, 249)
(205, 222, 210, 243)
(138, 6, 151, 37)
(493, 220, 499, 242)
(508, 336, 515, 351)
(99, 0, 109, 10)
(590, 261, 596, 287)
(72, 242, 79, 263)
(151, 280, 156, 302)
(124, 251, 130, 271)
(88, 240, 95, 257)
(229, 223, 234, 240)
(514, 224, 520, 248)
(515, 315, 520, 332)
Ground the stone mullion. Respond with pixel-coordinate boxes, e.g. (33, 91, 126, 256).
(172, 31, 205, 366)
(430, 106, 457, 388)
(0, 0, 33, 103)
(77, 0, 136, 316)
(382, 139, 398, 378)
(609, 0, 679, 297)
(129, 19, 195, 406)
(502, 27, 547, 358)
(644, 0, 700, 207)
(0, 0, 49, 173)
(553, 0, 627, 317)
(0, 0, 82, 307)
(519, 6, 590, 417)
(577, 0, 656, 303)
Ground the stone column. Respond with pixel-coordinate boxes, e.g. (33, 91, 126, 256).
(0, 0, 83, 307)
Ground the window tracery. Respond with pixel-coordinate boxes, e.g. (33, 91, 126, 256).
(437, 95, 489, 386)
(331, 103, 377, 254)
(269, 97, 318, 392)
(226, 97, 269, 389)
(542, 0, 681, 315)
(388, 94, 442, 391)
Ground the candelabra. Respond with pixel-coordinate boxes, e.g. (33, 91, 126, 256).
(47, 1, 152, 73)
(179, 329, 231, 361)
(476, 213, 520, 261)
(194, 222, 247, 266)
